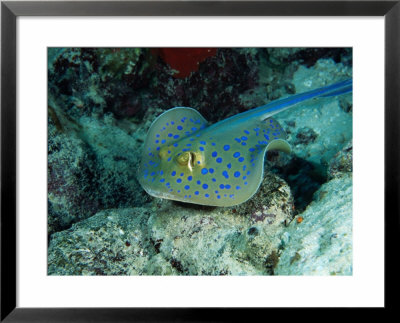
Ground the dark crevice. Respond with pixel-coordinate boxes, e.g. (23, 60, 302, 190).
(271, 157, 328, 214)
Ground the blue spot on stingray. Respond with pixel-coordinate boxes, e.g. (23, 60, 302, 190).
(216, 157, 223, 163)
(212, 142, 216, 146)
(177, 125, 183, 130)
(212, 178, 216, 182)
(234, 171, 241, 178)
(186, 143, 192, 147)
(201, 168, 208, 175)
(156, 134, 160, 138)
(160, 178, 165, 183)
(173, 143, 178, 147)
(233, 152, 240, 158)
(155, 140, 159, 144)
(225, 184, 231, 189)
(199, 147, 204, 151)
(197, 180, 201, 185)
(219, 184, 225, 189)
(161, 139, 166, 144)
(192, 127, 197, 131)
(195, 191, 199, 195)
(184, 185, 190, 190)
(224, 145, 230, 151)
(212, 151, 218, 157)
(222, 171, 229, 179)
(200, 141, 206, 145)
(241, 142, 247, 146)
(249, 148, 255, 152)
(264, 134, 270, 140)
(244, 130, 250, 134)
(167, 157, 172, 162)
(187, 176, 193, 181)
(202, 184, 208, 189)
(180, 173, 184, 176)
(236, 186, 241, 190)
(173, 135, 180, 139)
(241, 136, 248, 141)
(227, 163, 232, 169)
(171, 171, 176, 176)
(238, 157, 245, 162)
(217, 195, 221, 199)
(171, 121, 175, 125)
(205, 194, 210, 198)
(176, 178, 182, 183)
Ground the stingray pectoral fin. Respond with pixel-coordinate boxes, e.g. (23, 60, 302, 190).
(138, 107, 209, 200)
(266, 139, 291, 154)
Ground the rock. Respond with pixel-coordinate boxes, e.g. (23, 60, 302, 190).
(48, 119, 100, 236)
(328, 140, 353, 179)
(48, 172, 293, 276)
(48, 208, 156, 275)
(275, 174, 352, 275)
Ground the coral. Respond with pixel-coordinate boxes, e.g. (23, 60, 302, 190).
(149, 48, 260, 122)
(48, 47, 152, 120)
(154, 48, 217, 78)
(48, 172, 293, 275)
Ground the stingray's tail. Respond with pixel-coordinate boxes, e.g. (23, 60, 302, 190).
(253, 78, 353, 120)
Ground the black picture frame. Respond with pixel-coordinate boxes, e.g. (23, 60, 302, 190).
(1, 1, 398, 321)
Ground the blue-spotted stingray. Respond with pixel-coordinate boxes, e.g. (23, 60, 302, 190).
(138, 79, 352, 206)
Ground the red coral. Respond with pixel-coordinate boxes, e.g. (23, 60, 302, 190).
(153, 48, 217, 78)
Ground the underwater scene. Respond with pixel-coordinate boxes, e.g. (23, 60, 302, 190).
(48, 48, 352, 275)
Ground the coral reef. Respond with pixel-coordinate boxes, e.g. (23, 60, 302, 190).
(47, 47, 353, 275)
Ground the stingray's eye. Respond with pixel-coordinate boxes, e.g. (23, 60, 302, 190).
(176, 151, 196, 167)
(176, 151, 191, 165)
(176, 151, 202, 171)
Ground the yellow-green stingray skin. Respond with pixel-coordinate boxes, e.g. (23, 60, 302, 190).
(138, 107, 290, 206)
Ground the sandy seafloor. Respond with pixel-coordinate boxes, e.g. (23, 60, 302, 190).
(47, 48, 352, 275)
